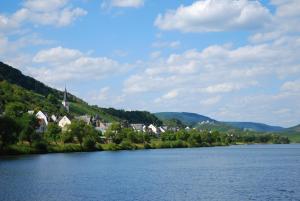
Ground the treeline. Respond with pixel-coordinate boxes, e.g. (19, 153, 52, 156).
(0, 113, 103, 154)
(0, 113, 290, 155)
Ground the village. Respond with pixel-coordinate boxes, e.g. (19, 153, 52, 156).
(30, 87, 184, 138)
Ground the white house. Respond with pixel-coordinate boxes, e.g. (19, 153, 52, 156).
(36, 111, 48, 133)
(75, 115, 91, 125)
(28, 110, 34, 115)
(51, 114, 57, 122)
(95, 122, 112, 134)
(58, 116, 71, 129)
(148, 124, 158, 134)
(36, 111, 48, 125)
(131, 124, 146, 132)
(158, 126, 166, 133)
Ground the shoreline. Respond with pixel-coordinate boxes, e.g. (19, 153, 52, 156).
(0, 142, 291, 157)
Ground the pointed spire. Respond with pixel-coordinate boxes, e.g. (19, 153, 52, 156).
(62, 84, 69, 113)
(63, 84, 67, 102)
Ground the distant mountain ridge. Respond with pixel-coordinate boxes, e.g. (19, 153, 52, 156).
(154, 112, 216, 126)
(154, 112, 296, 133)
(224, 122, 285, 132)
(287, 124, 300, 132)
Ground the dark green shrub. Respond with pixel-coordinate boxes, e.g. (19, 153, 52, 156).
(120, 140, 136, 150)
(144, 143, 152, 149)
(107, 143, 120, 151)
(83, 137, 96, 151)
(33, 141, 48, 153)
(96, 143, 103, 151)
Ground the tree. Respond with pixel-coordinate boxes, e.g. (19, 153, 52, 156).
(0, 116, 20, 150)
(19, 114, 40, 146)
(105, 122, 123, 144)
(45, 123, 61, 144)
(4, 102, 27, 118)
(176, 130, 190, 141)
(47, 94, 59, 105)
(67, 120, 100, 148)
(67, 120, 86, 147)
(188, 130, 202, 145)
(201, 131, 213, 144)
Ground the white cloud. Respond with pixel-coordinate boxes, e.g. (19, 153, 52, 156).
(29, 46, 129, 85)
(280, 80, 300, 92)
(154, 89, 179, 103)
(152, 40, 181, 49)
(23, 0, 68, 12)
(162, 89, 179, 99)
(250, 0, 300, 43)
(150, 51, 161, 59)
(90, 87, 110, 102)
(155, 0, 272, 32)
(0, 33, 54, 69)
(121, 31, 300, 126)
(199, 82, 256, 94)
(101, 0, 144, 8)
(33, 46, 82, 64)
(200, 96, 221, 106)
(0, 0, 87, 32)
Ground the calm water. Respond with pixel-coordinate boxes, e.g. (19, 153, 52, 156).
(1, 144, 300, 201)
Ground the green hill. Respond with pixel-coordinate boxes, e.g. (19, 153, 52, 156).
(287, 124, 300, 132)
(224, 122, 285, 132)
(155, 112, 215, 126)
(154, 112, 293, 133)
(196, 122, 241, 133)
(0, 62, 161, 125)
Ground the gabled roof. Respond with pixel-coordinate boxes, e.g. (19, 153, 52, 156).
(36, 111, 48, 125)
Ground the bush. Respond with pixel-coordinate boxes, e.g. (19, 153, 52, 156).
(144, 143, 152, 149)
(33, 141, 48, 153)
(158, 141, 172, 149)
(171, 140, 188, 148)
(62, 144, 82, 152)
(96, 143, 103, 151)
(120, 140, 136, 150)
(83, 137, 96, 151)
(107, 143, 120, 151)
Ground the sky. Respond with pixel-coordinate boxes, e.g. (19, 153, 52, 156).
(0, 0, 300, 127)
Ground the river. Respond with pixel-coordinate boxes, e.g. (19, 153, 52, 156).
(1, 144, 300, 201)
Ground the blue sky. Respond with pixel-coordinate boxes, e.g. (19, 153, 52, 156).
(1, 0, 300, 127)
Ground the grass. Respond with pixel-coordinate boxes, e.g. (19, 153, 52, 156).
(278, 132, 300, 143)
(285, 133, 300, 143)
(1, 136, 296, 156)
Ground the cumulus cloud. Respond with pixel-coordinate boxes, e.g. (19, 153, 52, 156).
(250, 0, 300, 43)
(121, 30, 300, 126)
(0, 0, 87, 32)
(280, 80, 300, 92)
(154, 89, 180, 103)
(200, 96, 221, 106)
(199, 82, 256, 94)
(101, 0, 144, 9)
(29, 46, 129, 85)
(155, 0, 272, 32)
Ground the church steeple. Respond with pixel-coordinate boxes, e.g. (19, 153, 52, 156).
(62, 85, 69, 113)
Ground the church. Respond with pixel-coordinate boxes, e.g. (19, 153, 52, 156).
(62, 86, 69, 112)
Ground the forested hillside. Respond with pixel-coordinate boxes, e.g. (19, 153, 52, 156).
(0, 62, 161, 125)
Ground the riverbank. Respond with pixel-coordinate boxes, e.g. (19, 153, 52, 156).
(0, 140, 290, 156)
